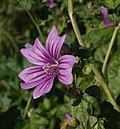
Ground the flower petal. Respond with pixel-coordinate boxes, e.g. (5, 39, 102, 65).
(46, 26, 58, 51)
(66, 113, 72, 122)
(59, 68, 72, 76)
(58, 55, 76, 69)
(20, 81, 41, 90)
(20, 74, 53, 90)
(46, 26, 66, 59)
(98, 6, 111, 27)
(58, 70, 73, 85)
(18, 66, 54, 90)
(21, 38, 52, 65)
(58, 55, 76, 85)
(99, 6, 108, 17)
(52, 34, 66, 58)
(18, 66, 44, 83)
(33, 77, 54, 99)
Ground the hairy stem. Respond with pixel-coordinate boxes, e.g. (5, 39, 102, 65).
(68, 0, 120, 112)
(102, 24, 120, 74)
(26, 10, 45, 42)
(90, 64, 120, 111)
(23, 92, 32, 119)
(68, 0, 85, 46)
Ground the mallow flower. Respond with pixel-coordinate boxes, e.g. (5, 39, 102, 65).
(42, 0, 57, 8)
(66, 113, 72, 122)
(98, 6, 112, 27)
(18, 26, 76, 99)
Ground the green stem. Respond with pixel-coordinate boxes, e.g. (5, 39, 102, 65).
(26, 10, 45, 43)
(102, 24, 120, 74)
(23, 92, 32, 119)
(90, 64, 120, 112)
(68, 0, 120, 112)
(68, 0, 85, 46)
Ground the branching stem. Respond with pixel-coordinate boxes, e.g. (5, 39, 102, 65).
(68, 0, 120, 112)
(68, 0, 85, 46)
(102, 24, 120, 74)
(26, 10, 45, 42)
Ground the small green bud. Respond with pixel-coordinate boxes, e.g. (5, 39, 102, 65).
(82, 65, 91, 75)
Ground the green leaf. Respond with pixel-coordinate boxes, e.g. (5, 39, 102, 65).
(104, 0, 120, 9)
(0, 97, 11, 112)
(83, 28, 113, 63)
(82, 28, 113, 46)
(85, 85, 101, 100)
(93, 0, 120, 9)
(107, 51, 120, 99)
(89, 116, 97, 127)
(94, 118, 105, 129)
(83, 94, 101, 115)
(76, 74, 94, 91)
(71, 99, 89, 128)
(18, 115, 49, 129)
(71, 93, 101, 128)
(17, 0, 35, 10)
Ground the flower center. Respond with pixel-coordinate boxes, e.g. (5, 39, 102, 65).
(43, 60, 59, 75)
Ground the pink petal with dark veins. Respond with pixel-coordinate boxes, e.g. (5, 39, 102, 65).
(21, 38, 52, 66)
(19, 69, 54, 90)
(46, 26, 66, 59)
(33, 77, 54, 99)
(58, 55, 76, 68)
(18, 66, 44, 83)
(57, 55, 76, 85)
(58, 71, 73, 85)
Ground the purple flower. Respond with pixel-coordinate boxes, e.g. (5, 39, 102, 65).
(42, 0, 57, 8)
(66, 113, 72, 122)
(18, 26, 76, 99)
(98, 6, 112, 27)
